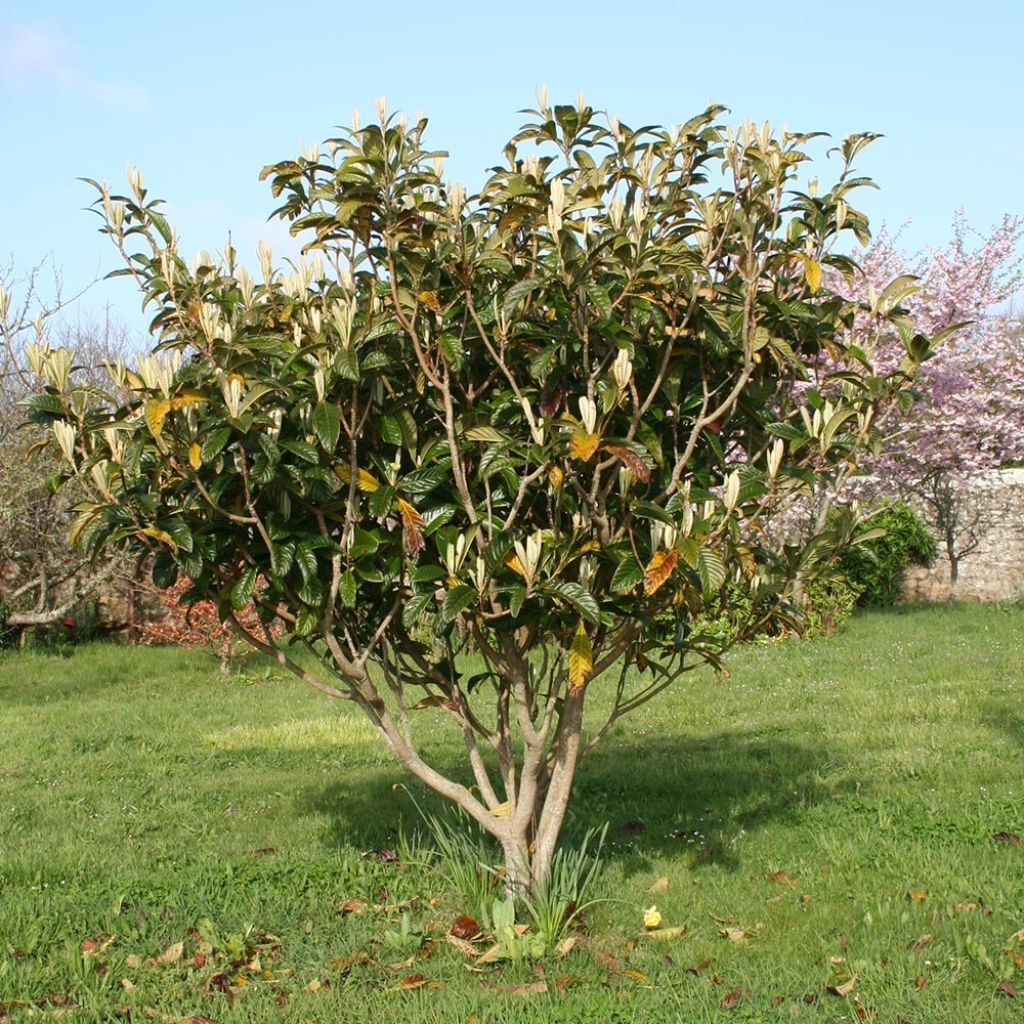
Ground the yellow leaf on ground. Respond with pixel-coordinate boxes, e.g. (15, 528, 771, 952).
(643, 906, 662, 930)
(157, 941, 183, 965)
(645, 926, 688, 941)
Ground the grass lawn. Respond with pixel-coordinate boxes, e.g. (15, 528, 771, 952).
(1, 603, 1022, 1022)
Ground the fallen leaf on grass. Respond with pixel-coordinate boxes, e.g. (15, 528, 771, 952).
(396, 973, 437, 991)
(622, 969, 649, 983)
(648, 876, 669, 894)
(125, 954, 142, 969)
(915, 975, 926, 989)
(304, 979, 322, 993)
(718, 985, 749, 1009)
(826, 970, 857, 997)
(591, 950, 618, 973)
(555, 934, 580, 957)
(449, 915, 481, 940)
(81, 933, 115, 957)
(998, 980, 1018, 998)
(481, 980, 547, 997)
(643, 906, 662, 929)
(338, 898, 367, 916)
(802, 993, 818, 1004)
(910, 933, 934, 954)
(446, 934, 479, 958)
(905, 889, 928, 903)
(720, 926, 758, 944)
(766, 871, 796, 885)
(993, 831, 1022, 845)
(325, 950, 370, 974)
(645, 926, 688, 941)
(1007, 950, 1024, 968)
(853, 997, 877, 1020)
(157, 942, 184, 965)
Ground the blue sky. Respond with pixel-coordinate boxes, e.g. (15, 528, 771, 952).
(2, 0, 1021, 336)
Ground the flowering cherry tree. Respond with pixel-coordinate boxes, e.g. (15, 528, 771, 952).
(849, 215, 1024, 588)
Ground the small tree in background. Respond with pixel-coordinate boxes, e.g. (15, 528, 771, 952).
(31, 99, 938, 889)
(0, 261, 136, 642)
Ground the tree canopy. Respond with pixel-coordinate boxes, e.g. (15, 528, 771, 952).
(29, 98, 938, 887)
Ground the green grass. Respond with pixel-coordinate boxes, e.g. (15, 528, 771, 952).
(1, 604, 1022, 1022)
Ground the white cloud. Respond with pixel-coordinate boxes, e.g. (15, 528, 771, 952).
(0, 22, 146, 109)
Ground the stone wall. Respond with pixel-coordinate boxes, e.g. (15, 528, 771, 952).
(901, 468, 1024, 603)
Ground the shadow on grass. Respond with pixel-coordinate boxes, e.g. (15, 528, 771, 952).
(296, 728, 842, 874)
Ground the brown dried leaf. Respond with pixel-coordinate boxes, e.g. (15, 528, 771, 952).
(910, 933, 934, 954)
(718, 985, 749, 1009)
(592, 950, 618, 973)
(766, 870, 796, 885)
(445, 934, 479, 958)
(643, 550, 678, 597)
(481, 980, 547, 997)
(327, 950, 371, 975)
(915, 975, 926, 990)
(156, 942, 183, 965)
(720, 928, 750, 944)
(826, 972, 857, 997)
(555, 934, 580, 957)
(905, 888, 928, 903)
(449, 915, 481, 940)
(998, 980, 1018, 998)
(397, 498, 425, 557)
(125, 954, 142, 969)
(604, 444, 650, 482)
(648, 876, 669, 894)
(396, 973, 436, 991)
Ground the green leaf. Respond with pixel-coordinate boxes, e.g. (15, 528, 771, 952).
(440, 584, 476, 623)
(280, 438, 320, 464)
(438, 334, 464, 371)
(399, 464, 450, 500)
(402, 591, 433, 627)
(464, 425, 511, 444)
(585, 281, 613, 321)
(500, 277, 542, 321)
(339, 570, 357, 608)
(698, 548, 727, 594)
(231, 565, 259, 609)
(542, 579, 600, 624)
(610, 556, 643, 593)
(151, 552, 178, 590)
(200, 426, 233, 462)
(312, 402, 341, 452)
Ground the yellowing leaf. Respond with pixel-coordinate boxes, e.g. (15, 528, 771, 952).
(170, 389, 207, 411)
(569, 430, 601, 462)
(805, 257, 822, 292)
(504, 552, 526, 576)
(643, 550, 678, 597)
(144, 398, 171, 438)
(140, 526, 177, 551)
(490, 801, 511, 818)
(157, 941, 184, 965)
(548, 464, 564, 490)
(334, 464, 381, 493)
(417, 290, 442, 313)
(646, 926, 688, 941)
(188, 443, 202, 470)
(397, 498, 425, 557)
(568, 620, 593, 692)
(906, 888, 928, 904)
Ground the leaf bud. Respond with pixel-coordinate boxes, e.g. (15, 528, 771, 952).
(578, 396, 597, 434)
(375, 96, 388, 123)
(612, 348, 633, 390)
